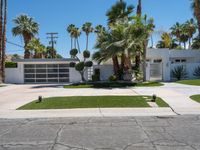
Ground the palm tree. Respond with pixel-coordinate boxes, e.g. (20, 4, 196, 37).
(185, 19, 197, 48)
(106, 0, 134, 26)
(171, 22, 183, 46)
(0, 0, 7, 83)
(156, 32, 172, 48)
(67, 24, 75, 50)
(12, 14, 39, 58)
(70, 27, 81, 53)
(95, 25, 106, 35)
(82, 22, 93, 50)
(191, 0, 200, 36)
(26, 38, 46, 58)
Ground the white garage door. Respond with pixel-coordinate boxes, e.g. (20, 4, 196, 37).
(24, 64, 69, 83)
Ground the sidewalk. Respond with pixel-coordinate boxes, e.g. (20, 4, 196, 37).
(0, 108, 176, 119)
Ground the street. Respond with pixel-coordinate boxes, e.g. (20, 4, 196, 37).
(0, 115, 200, 150)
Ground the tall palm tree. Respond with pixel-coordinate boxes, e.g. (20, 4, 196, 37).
(71, 27, 81, 53)
(191, 0, 200, 36)
(0, 0, 7, 83)
(106, 0, 134, 26)
(135, 0, 142, 71)
(67, 24, 75, 50)
(82, 22, 93, 50)
(185, 19, 197, 48)
(12, 14, 39, 58)
(171, 22, 183, 46)
(1, 0, 6, 82)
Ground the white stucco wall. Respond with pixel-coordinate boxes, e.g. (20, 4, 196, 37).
(93, 65, 114, 81)
(5, 63, 24, 84)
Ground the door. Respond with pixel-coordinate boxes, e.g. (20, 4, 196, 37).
(24, 64, 69, 83)
(150, 63, 163, 81)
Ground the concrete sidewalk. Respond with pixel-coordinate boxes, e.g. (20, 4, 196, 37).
(0, 108, 176, 119)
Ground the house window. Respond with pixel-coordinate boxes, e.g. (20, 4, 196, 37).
(175, 59, 186, 63)
(153, 59, 162, 63)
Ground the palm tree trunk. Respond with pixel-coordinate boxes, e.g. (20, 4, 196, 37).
(137, 0, 142, 17)
(77, 38, 81, 53)
(0, 0, 3, 83)
(184, 42, 186, 49)
(86, 34, 89, 50)
(71, 36, 73, 50)
(143, 40, 148, 82)
(189, 38, 191, 49)
(112, 55, 120, 79)
(135, 51, 140, 70)
(2, 0, 6, 83)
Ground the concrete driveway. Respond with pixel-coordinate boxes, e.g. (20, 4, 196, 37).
(0, 82, 200, 118)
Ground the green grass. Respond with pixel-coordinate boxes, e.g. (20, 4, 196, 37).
(190, 95, 200, 103)
(176, 79, 200, 86)
(64, 82, 163, 89)
(18, 96, 169, 110)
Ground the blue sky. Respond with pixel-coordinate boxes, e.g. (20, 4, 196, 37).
(7, 0, 193, 57)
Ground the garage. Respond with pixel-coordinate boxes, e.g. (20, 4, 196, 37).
(24, 63, 70, 83)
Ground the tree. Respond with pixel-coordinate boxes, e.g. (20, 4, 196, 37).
(46, 46, 56, 58)
(171, 22, 183, 46)
(0, 0, 7, 83)
(67, 24, 75, 50)
(156, 32, 173, 48)
(70, 27, 81, 53)
(185, 19, 197, 48)
(192, 36, 200, 49)
(12, 14, 39, 58)
(82, 22, 93, 50)
(106, 0, 134, 26)
(191, 0, 200, 36)
(26, 38, 46, 58)
(70, 49, 93, 82)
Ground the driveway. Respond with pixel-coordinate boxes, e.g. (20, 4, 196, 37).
(0, 83, 200, 117)
(0, 116, 200, 150)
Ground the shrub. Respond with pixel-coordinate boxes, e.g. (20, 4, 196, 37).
(5, 62, 17, 68)
(75, 62, 85, 71)
(193, 66, 200, 78)
(84, 61, 93, 67)
(171, 66, 187, 80)
(83, 50, 90, 58)
(109, 75, 117, 82)
(69, 62, 76, 68)
(70, 49, 78, 57)
(92, 74, 100, 82)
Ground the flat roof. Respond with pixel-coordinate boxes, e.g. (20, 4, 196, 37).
(13, 58, 78, 63)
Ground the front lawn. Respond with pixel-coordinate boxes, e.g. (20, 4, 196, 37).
(18, 96, 168, 110)
(176, 79, 200, 86)
(190, 95, 200, 103)
(64, 81, 163, 89)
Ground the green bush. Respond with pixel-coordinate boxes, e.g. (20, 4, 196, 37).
(92, 74, 100, 82)
(171, 66, 187, 80)
(70, 49, 78, 57)
(84, 61, 93, 67)
(69, 62, 76, 68)
(75, 62, 85, 71)
(83, 50, 90, 58)
(5, 62, 17, 68)
(193, 66, 200, 78)
(109, 75, 117, 82)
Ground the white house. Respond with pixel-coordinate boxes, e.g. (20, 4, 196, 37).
(146, 49, 200, 81)
(5, 49, 200, 84)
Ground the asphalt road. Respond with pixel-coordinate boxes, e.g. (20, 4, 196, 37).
(0, 115, 200, 150)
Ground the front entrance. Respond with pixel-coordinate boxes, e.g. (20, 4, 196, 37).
(150, 63, 163, 81)
(24, 64, 69, 83)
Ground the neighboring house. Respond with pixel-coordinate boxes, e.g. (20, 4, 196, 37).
(146, 48, 200, 81)
(5, 48, 200, 84)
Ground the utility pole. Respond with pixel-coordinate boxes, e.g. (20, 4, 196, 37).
(46, 33, 58, 58)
